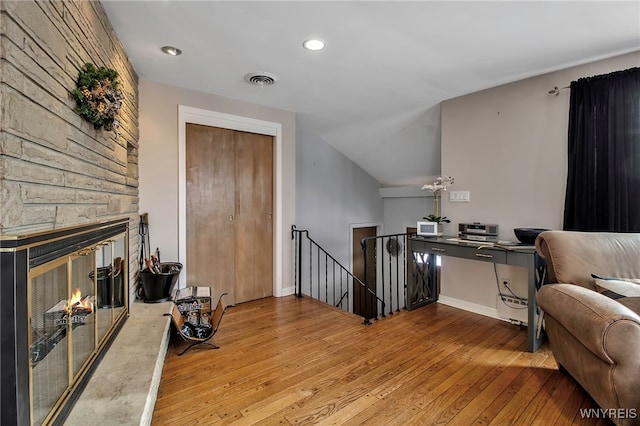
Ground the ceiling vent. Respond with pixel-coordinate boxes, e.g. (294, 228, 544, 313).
(244, 72, 278, 87)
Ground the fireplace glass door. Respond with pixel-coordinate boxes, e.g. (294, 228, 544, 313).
(112, 234, 127, 326)
(28, 232, 128, 425)
(70, 252, 96, 379)
(30, 258, 71, 426)
(95, 233, 127, 346)
(96, 242, 113, 344)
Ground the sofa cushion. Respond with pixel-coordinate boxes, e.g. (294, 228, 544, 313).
(536, 231, 640, 291)
(591, 274, 640, 298)
(618, 297, 640, 316)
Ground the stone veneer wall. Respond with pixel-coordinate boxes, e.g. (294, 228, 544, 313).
(0, 1, 140, 298)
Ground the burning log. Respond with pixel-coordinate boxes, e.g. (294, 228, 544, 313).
(58, 288, 94, 322)
(31, 289, 94, 365)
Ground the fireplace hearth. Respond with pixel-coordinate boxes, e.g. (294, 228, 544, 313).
(0, 219, 129, 426)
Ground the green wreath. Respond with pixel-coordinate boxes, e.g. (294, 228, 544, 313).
(71, 63, 124, 131)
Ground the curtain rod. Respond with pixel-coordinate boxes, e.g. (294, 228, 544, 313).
(548, 85, 570, 96)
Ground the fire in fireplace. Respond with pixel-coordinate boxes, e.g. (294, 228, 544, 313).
(31, 289, 95, 366)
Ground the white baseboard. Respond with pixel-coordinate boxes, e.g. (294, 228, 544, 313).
(438, 295, 504, 322)
(279, 286, 296, 297)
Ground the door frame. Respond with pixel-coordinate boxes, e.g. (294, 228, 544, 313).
(178, 105, 283, 296)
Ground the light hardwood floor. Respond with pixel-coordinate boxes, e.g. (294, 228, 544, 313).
(153, 296, 609, 425)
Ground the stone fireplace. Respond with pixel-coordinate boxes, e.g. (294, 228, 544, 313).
(1, 1, 140, 425)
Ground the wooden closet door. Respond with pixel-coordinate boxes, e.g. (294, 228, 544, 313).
(234, 131, 274, 303)
(186, 124, 236, 302)
(186, 124, 273, 305)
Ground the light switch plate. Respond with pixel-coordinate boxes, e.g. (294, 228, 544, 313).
(450, 191, 470, 202)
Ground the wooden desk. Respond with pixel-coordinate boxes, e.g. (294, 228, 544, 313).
(408, 236, 546, 352)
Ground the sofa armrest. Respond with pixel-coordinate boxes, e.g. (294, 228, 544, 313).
(538, 284, 640, 365)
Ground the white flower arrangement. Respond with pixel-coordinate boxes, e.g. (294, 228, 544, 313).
(421, 176, 455, 194)
(421, 176, 455, 224)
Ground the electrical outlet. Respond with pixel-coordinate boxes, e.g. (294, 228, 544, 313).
(499, 295, 528, 307)
(496, 295, 528, 324)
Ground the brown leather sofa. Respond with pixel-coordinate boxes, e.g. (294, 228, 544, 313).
(536, 231, 640, 425)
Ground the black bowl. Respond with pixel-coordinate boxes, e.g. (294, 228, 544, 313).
(513, 228, 547, 245)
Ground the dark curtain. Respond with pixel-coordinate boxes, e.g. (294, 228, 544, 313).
(563, 67, 640, 232)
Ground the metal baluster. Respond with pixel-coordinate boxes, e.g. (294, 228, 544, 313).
(394, 236, 399, 312)
(363, 239, 369, 324)
(333, 262, 336, 307)
(325, 253, 328, 304)
(317, 246, 320, 300)
(294, 231, 297, 295)
(341, 270, 344, 309)
(376, 238, 384, 320)
(341, 269, 345, 311)
(309, 239, 312, 298)
(401, 234, 406, 310)
(297, 232, 302, 297)
(348, 272, 352, 313)
(379, 237, 384, 318)
(388, 236, 393, 314)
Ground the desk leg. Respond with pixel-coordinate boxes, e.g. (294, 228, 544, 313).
(527, 255, 546, 352)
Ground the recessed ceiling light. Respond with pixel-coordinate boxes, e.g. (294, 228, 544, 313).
(161, 46, 182, 56)
(303, 39, 325, 51)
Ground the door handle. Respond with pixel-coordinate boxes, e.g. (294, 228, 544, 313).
(475, 253, 493, 259)
(268, 213, 272, 220)
(229, 215, 234, 222)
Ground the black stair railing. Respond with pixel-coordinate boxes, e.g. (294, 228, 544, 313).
(292, 226, 386, 324)
(361, 232, 430, 315)
(335, 291, 349, 309)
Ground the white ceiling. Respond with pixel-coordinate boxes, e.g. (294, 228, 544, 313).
(102, 1, 640, 186)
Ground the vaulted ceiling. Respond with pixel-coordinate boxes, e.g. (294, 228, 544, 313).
(102, 1, 640, 186)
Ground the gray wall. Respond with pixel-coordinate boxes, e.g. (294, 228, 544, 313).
(378, 104, 442, 237)
(383, 196, 432, 236)
(333, 104, 442, 186)
(296, 129, 383, 266)
(439, 51, 640, 319)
